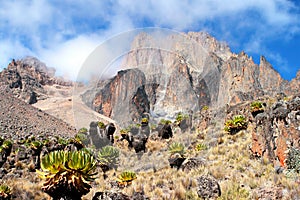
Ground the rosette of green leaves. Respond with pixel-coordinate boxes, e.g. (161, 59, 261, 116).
(168, 142, 186, 158)
(117, 171, 137, 186)
(36, 150, 97, 199)
(98, 146, 119, 170)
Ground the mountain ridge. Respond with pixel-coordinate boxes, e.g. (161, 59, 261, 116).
(85, 31, 299, 125)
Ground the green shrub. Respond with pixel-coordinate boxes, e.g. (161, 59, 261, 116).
(0, 140, 12, 153)
(98, 146, 120, 170)
(196, 143, 208, 151)
(0, 184, 11, 200)
(168, 142, 186, 158)
(117, 171, 137, 186)
(160, 118, 172, 125)
(202, 105, 209, 111)
(141, 118, 149, 124)
(30, 141, 43, 151)
(175, 112, 188, 123)
(97, 121, 106, 129)
(75, 133, 89, 146)
(250, 101, 264, 113)
(224, 115, 248, 134)
(78, 127, 88, 134)
(36, 150, 97, 200)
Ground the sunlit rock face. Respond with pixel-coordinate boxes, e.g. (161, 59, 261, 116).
(83, 31, 296, 125)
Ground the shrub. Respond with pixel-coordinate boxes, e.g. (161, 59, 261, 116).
(196, 143, 208, 151)
(224, 115, 248, 134)
(141, 118, 149, 124)
(30, 141, 43, 151)
(202, 105, 209, 111)
(175, 112, 188, 123)
(0, 184, 11, 200)
(78, 127, 88, 134)
(250, 101, 264, 115)
(36, 150, 97, 200)
(0, 140, 12, 153)
(168, 142, 186, 158)
(117, 171, 137, 187)
(97, 121, 106, 129)
(160, 119, 172, 125)
(98, 146, 120, 171)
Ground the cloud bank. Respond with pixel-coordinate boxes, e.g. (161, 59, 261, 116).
(0, 0, 299, 79)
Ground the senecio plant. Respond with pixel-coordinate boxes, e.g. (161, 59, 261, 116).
(117, 171, 137, 187)
(0, 184, 11, 200)
(98, 146, 120, 172)
(36, 150, 97, 200)
(224, 115, 248, 135)
(250, 101, 265, 116)
(168, 142, 186, 158)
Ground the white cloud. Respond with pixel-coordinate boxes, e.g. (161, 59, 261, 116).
(38, 34, 103, 80)
(0, 0, 299, 79)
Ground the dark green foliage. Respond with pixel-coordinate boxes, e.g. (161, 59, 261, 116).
(159, 118, 172, 125)
(224, 115, 248, 134)
(250, 101, 265, 116)
(0, 140, 12, 153)
(175, 112, 188, 123)
(73, 133, 89, 148)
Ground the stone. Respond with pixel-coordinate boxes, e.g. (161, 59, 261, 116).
(180, 157, 206, 172)
(158, 124, 173, 139)
(196, 175, 221, 199)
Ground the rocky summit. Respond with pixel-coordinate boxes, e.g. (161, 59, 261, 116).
(0, 31, 299, 199)
(84, 31, 299, 126)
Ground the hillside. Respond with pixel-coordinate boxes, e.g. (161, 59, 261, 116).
(0, 31, 299, 199)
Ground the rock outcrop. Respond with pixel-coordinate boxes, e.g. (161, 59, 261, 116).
(249, 96, 300, 167)
(84, 31, 297, 125)
(0, 57, 72, 104)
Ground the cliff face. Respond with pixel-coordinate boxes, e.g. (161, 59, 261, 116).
(0, 57, 72, 104)
(84, 31, 298, 125)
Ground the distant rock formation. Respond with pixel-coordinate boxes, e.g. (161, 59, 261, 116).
(0, 57, 72, 104)
(83, 31, 299, 125)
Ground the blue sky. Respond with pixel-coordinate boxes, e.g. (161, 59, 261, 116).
(0, 0, 299, 80)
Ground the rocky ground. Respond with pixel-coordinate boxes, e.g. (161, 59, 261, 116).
(0, 88, 76, 139)
(0, 93, 299, 199)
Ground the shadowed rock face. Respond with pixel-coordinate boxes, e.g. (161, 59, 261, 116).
(84, 31, 298, 125)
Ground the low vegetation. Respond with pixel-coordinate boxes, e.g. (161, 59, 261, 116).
(36, 150, 97, 200)
(224, 115, 248, 134)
